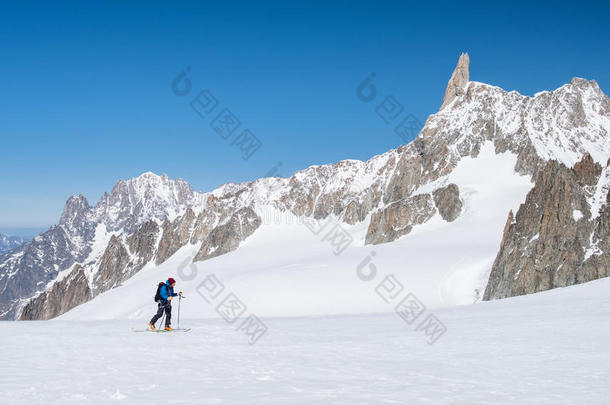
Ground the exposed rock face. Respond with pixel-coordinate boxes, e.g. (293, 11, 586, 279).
(156, 209, 196, 264)
(93, 235, 131, 294)
(440, 52, 469, 110)
(0, 225, 85, 319)
(484, 154, 610, 300)
(59, 195, 92, 236)
(127, 220, 160, 268)
(433, 184, 462, 222)
(21, 219, 163, 319)
(191, 208, 222, 243)
(195, 207, 262, 261)
(365, 183, 462, 244)
(573, 153, 602, 186)
(95, 220, 162, 294)
(20, 265, 91, 320)
(275, 160, 390, 221)
(366, 194, 437, 244)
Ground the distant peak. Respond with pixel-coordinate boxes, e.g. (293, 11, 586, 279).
(113, 172, 171, 188)
(135, 171, 162, 180)
(569, 77, 600, 90)
(59, 194, 90, 226)
(64, 194, 90, 210)
(440, 52, 470, 110)
(134, 172, 175, 182)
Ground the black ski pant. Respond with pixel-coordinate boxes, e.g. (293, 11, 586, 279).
(150, 301, 172, 326)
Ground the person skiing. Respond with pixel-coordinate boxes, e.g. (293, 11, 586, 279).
(149, 277, 182, 331)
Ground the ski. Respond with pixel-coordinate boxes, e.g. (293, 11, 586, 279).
(159, 328, 191, 333)
(131, 328, 191, 333)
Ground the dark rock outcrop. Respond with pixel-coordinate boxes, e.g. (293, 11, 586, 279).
(365, 194, 437, 245)
(433, 184, 462, 222)
(93, 235, 131, 294)
(20, 265, 91, 320)
(0, 225, 85, 319)
(440, 52, 469, 110)
(195, 207, 262, 261)
(127, 220, 160, 268)
(484, 154, 610, 299)
(156, 209, 196, 264)
(365, 183, 462, 244)
(21, 219, 162, 319)
(572, 153, 602, 186)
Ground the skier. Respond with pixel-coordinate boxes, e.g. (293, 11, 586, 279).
(149, 277, 182, 331)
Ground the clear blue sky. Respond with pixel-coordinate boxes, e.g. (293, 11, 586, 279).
(1, 0, 609, 228)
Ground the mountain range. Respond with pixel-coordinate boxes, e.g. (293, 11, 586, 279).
(0, 234, 28, 255)
(3, 53, 609, 321)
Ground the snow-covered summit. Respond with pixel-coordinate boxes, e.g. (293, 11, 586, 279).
(92, 171, 201, 232)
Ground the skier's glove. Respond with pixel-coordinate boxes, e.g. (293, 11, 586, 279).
(179, 291, 183, 296)
(168, 296, 173, 301)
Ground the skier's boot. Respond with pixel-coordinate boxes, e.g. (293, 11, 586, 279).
(164, 325, 173, 331)
(148, 322, 156, 331)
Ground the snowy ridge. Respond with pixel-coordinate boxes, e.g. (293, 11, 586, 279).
(427, 78, 610, 171)
(91, 172, 203, 230)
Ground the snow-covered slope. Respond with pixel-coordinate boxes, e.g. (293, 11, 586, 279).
(61, 143, 532, 320)
(6, 272, 610, 403)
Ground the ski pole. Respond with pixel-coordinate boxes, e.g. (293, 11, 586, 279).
(159, 312, 165, 331)
(177, 295, 181, 330)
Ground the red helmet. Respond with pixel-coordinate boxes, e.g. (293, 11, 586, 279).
(168, 277, 176, 285)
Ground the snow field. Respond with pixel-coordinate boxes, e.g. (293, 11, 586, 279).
(4, 276, 610, 404)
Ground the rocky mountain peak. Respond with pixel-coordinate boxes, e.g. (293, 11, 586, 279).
(440, 52, 470, 110)
(96, 171, 200, 232)
(59, 195, 90, 227)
